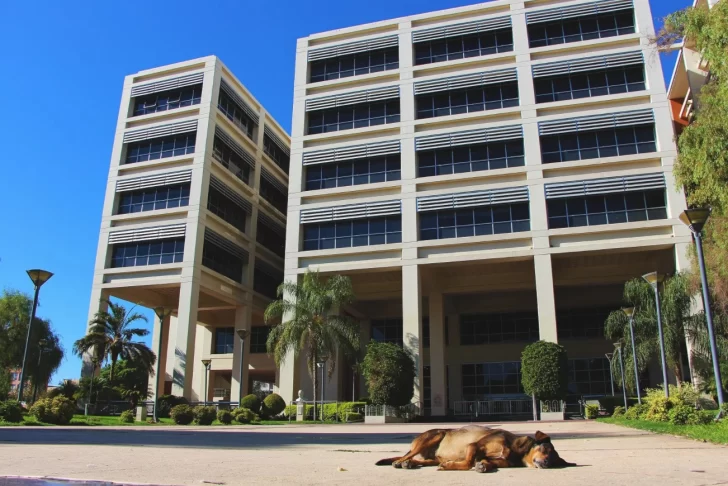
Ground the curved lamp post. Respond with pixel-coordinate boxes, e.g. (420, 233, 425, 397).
(680, 208, 724, 419)
(622, 307, 642, 404)
(605, 353, 615, 397)
(32, 339, 48, 403)
(152, 307, 171, 422)
(236, 329, 249, 404)
(316, 354, 329, 421)
(643, 271, 669, 398)
(201, 359, 211, 405)
(614, 342, 628, 411)
(18, 269, 53, 402)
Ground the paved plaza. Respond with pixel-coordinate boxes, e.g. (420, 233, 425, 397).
(0, 421, 726, 485)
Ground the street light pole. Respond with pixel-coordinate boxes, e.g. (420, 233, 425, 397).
(153, 307, 171, 422)
(32, 339, 48, 403)
(615, 343, 628, 411)
(201, 359, 211, 406)
(680, 208, 724, 419)
(622, 307, 642, 404)
(643, 272, 670, 398)
(236, 329, 249, 405)
(605, 353, 615, 397)
(18, 269, 53, 403)
(316, 355, 328, 422)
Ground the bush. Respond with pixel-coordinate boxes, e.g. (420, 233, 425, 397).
(240, 394, 261, 413)
(0, 401, 24, 423)
(585, 404, 599, 419)
(624, 402, 648, 420)
(217, 409, 233, 425)
(613, 406, 625, 417)
(29, 397, 75, 425)
(262, 393, 286, 418)
(193, 406, 217, 425)
(232, 407, 260, 424)
(644, 396, 672, 422)
(520, 341, 569, 401)
(170, 404, 194, 425)
(668, 405, 695, 425)
(119, 410, 135, 424)
(346, 412, 363, 422)
(362, 341, 416, 406)
(284, 404, 297, 418)
(157, 395, 188, 419)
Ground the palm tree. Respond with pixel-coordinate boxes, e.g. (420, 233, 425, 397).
(73, 300, 156, 382)
(264, 271, 360, 415)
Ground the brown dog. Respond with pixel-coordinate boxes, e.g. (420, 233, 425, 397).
(376, 425, 574, 472)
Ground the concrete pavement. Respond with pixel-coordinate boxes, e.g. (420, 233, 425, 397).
(0, 421, 726, 485)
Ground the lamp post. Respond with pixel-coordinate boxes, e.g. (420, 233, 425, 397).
(615, 342, 628, 411)
(18, 269, 53, 403)
(201, 359, 211, 405)
(152, 307, 171, 422)
(87, 357, 99, 416)
(236, 329, 249, 405)
(622, 307, 642, 404)
(643, 271, 670, 398)
(605, 353, 615, 396)
(316, 355, 328, 422)
(32, 339, 48, 403)
(680, 208, 724, 418)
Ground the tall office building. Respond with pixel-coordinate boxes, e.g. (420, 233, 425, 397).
(281, 0, 690, 415)
(86, 56, 290, 402)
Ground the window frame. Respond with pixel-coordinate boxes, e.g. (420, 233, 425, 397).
(527, 10, 636, 48)
(416, 82, 519, 119)
(546, 189, 667, 229)
(302, 216, 402, 251)
(307, 100, 401, 135)
(309, 47, 399, 83)
(117, 184, 190, 215)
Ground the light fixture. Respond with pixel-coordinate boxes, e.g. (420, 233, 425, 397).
(621, 307, 641, 404)
(643, 272, 669, 398)
(679, 208, 711, 234)
(18, 269, 53, 402)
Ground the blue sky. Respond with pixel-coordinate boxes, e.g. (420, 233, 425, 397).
(0, 0, 690, 383)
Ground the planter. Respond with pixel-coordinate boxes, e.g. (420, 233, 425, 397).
(364, 404, 415, 424)
(135, 405, 147, 422)
(539, 400, 565, 421)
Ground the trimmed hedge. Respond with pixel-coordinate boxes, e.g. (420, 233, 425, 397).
(362, 341, 416, 407)
(521, 341, 568, 401)
(262, 393, 286, 418)
(282, 402, 366, 422)
(157, 395, 189, 419)
(193, 406, 217, 425)
(232, 407, 259, 424)
(0, 400, 23, 423)
(240, 394, 261, 413)
(170, 404, 194, 425)
(119, 410, 135, 424)
(217, 409, 233, 425)
(29, 397, 75, 425)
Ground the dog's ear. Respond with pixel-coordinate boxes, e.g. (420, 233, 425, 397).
(534, 431, 551, 444)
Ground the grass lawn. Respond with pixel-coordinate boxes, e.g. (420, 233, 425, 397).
(1, 415, 354, 427)
(599, 416, 728, 445)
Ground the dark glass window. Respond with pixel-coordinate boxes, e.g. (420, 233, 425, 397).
(460, 312, 539, 345)
(111, 238, 185, 268)
(528, 10, 636, 48)
(371, 318, 403, 346)
(540, 124, 656, 164)
(250, 326, 271, 353)
(423, 365, 431, 412)
(218, 89, 256, 139)
(302, 216, 402, 251)
(118, 184, 190, 214)
(212, 135, 251, 185)
(568, 358, 612, 395)
(202, 240, 245, 283)
(307, 100, 400, 135)
(133, 85, 202, 116)
(310, 47, 399, 83)
(461, 362, 523, 398)
(125, 133, 196, 164)
(416, 83, 519, 119)
(547, 189, 667, 229)
(263, 134, 290, 173)
(418, 140, 524, 177)
(254, 265, 282, 299)
(214, 327, 235, 354)
(207, 186, 247, 232)
(423, 317, 430, 348)
(414, 29, 513, 65)
(305, 155, 401, 190)
(557, 307, 612, 339)
(420, 203, 530, 241)
(534, 66, 645, 104)
(259, 178, 288, 215)
(256, 219, 285, 257)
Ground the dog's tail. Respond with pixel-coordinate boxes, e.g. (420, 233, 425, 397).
(375, 456, 404, 466)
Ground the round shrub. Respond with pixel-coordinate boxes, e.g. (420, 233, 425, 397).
(170, 404, 194, 425)
(30, 397, 75, 425)
(362, 341, 416, 406)
(585, 404, 599, 419)
(263, 393, 286, 418)
(0, 400, 24, 423)
(520, 341, 569, 401)
(644, 396, 672, 422)
(668, 404, 695, 425)
(612, 406, 625, 417)
(240, 394, 261, 413)
(624, 402, 648, 420)
(232, 407, 255, 424)
(283, 404, 297, 418)
(157, 395, 188, 419)
(217, 409, 233, 425)
(119, 410, 135, 424)
(193, 405, 217, 425)
(29, 398, 53, 423)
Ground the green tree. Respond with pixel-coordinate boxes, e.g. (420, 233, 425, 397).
(73, 300, 155, 381)
(520, 341, 569, 401)
(264, 271, 359, 408)
(101, 359, 150, 408)
(361, 341, 416, 407)
(0, 370, 10, 400)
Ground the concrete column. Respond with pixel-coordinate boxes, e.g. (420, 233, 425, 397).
(151, 314, 171, 402)
(81, 288, 109, 377)
(231, 303, 253, 402)
(534, 254, 558, 343)
(402, 264, 424, 411)
(276, 282, 300, 403)
(428, 291, 447, 416)
(171, 280, 200, 399)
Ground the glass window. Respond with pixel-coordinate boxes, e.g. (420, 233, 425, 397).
(419, 203, 529, 241)
(528, 10, 635, 47)
(547, 189, 667, 229)
(250, 326, 271, 353)
(208, 186, 248, 233)
(535, 65, 645, 104)
(133, 84, 202, 116)
(263, 134, 290, 173)
(125, 133, 196, 165)
(259, 177, 288, 215)
(540, 124, 656, 164)
(414, 28, 514, 65)
(302, 216, 402, 250)
(557, 307, 612, 339)
(254, 263, 283, 299)
(304, 154, 401, 191)
(111, 238, 185, 268)
(461, 361, 524, 399)
(371, 318, 403, 346)
(418, 140, 525, 177)
(568, 358, 613, 395)
(307, 100, 400, 135)
(202, 239, 245, 283)
(217, 89, 256, 140)
(256, 218, 285, 257)
(214, 327, 235, 354)
(118, 184, 190, 215)
(211, 135, 252, 185)
(309, 47, 399, 83)
(415, 82, 519, 120)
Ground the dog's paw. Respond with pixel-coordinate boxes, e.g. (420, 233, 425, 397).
(475, 462, 493, 473)
(392, 461, 403, 469)
(400, 460, 413, 469)
(438, 461, 452, 471)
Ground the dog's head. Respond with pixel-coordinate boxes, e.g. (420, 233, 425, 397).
(524, 431, 575, 469)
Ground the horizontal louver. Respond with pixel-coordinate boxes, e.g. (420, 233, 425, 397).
(123, 120, 197, 144)
(413, 68, 517, 95)
(260, 168, 288, 195)
(526, 0, 633, 24)
(532, 51, 643, 78)
(264, 126, 290, 156)
(308, 35, 399, 61)
(116, 170, 192, 192)
(300, 200, 401, 223)
(544, 173, 665, 199)
(538, 109, 653, 136)
(108, 223, 186, 244)
(305, 86, 399, 111)
(214, 126, 256, 169)
(220, 79, 259, 124)
(130, 72, 204, 97)
(258, 211, 286, 236)
(204, 228, 249, 261)
(302, 140, 400, 166)
(416, 125, 522, 151)
(255, 258, 282, 278)
(417, 186, 529, 212)
(412, 16, 511, 43)
(209, 175, 253, 213)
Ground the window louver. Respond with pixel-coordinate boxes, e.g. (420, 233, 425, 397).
(538, 109, 653, 136)
(302, 140, 400, 166)
(532, 50, 643, 78)
(209, 175, 253, 213)
(116, 170, 192, 192)
(544, 173, 665, 199)
(260, 168, 288, 195)
(305, 86, 399, 111)
(300, 200, 401, 223)
(123, 120, 197, 144)
(258, 211, 286, 236)
(308, 35, 399, 61)
(130, 72, 204, 97)
(413, 68, 517, 95)
(526, 0, 633, 24)
(204, 228, 249, 261)
(220, 79, 259, 124)
(412, 16, 511, 43)
(417, 186, 529, 212)
(264, 126, 290, 156)
(415, 125, 522, 151)
(214, 126, 256, 169)
(108, 223, 186, 244)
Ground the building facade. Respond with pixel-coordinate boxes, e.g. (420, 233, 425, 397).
(281, 0, 691, 415)
(86, 56, 290, 403)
